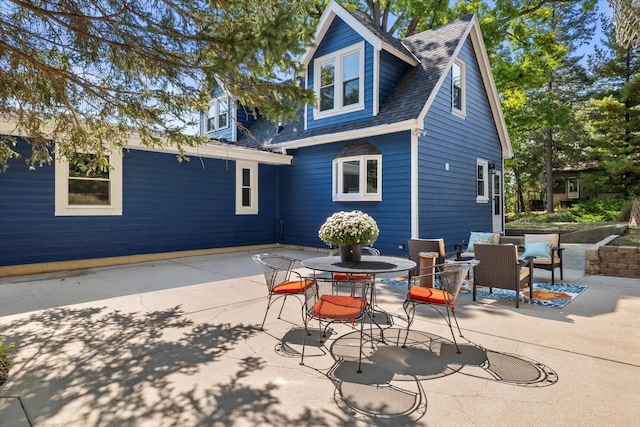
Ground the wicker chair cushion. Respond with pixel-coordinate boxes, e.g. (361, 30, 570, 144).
(466, 232, 501, 252)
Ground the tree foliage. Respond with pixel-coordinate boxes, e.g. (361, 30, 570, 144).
(585, 17, 640, 196)
(0, 0, 318, 170)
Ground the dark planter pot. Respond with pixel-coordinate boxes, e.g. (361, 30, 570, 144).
(339, 245, 362, 263)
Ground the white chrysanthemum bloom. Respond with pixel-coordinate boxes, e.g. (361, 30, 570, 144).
(318, 210, 379, 247)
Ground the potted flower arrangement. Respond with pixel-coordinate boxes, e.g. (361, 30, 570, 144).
(318, 210, 379, 263)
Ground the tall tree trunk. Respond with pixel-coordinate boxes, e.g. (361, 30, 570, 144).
(546, 127, 554, 213)
(515, 169, 525, 212)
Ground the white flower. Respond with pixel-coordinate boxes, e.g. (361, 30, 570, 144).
(318, 210, 379, 247)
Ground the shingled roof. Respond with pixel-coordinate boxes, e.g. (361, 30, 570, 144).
(239, 14, 473, 148)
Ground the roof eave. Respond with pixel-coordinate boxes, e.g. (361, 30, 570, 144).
(416, 15, 513, 159)
(266, 119, 418, 151)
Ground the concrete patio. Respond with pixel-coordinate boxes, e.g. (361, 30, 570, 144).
(1, 243, 639, 426)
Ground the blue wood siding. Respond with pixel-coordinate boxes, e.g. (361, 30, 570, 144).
(379, 50, 408, 107)
(278, 132, 412, 256)
(0, 139, 279, 266)
(306, 17, 374, 130)
(417, 37, 502, 252)
(235, 102, 258, 141)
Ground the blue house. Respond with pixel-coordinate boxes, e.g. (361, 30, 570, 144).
(0, 1, 511, 275)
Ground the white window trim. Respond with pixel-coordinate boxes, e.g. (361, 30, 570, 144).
(313, 41, 365, 120)
(206, 96, 230, 133)
(332, 154, 382, 202)
(236, 160, 258, 215)
(476, 158, 489, 203)
(55, 148, 123, 216)
(451, 58, 466, 118)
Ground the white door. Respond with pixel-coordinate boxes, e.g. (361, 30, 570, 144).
(567, 177, 579, 199)
(492, 171, 503, 233)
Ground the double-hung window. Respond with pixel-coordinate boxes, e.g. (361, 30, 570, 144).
(206, 97, 229, 132)
(476, 159, 489, 203)
(236, 161, 258, 214)
(55, 149, 123, 216)
(332, 154, 382, 201)
(452, 59, 466, 117)
(314, 42, 364, 118)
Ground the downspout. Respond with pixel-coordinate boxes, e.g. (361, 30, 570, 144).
(411, 129, 421, 238)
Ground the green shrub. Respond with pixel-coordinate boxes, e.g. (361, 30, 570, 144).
(0, 336, 15, 386)
(567, 198, 628, 222)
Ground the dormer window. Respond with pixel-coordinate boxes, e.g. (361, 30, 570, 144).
(314, 42, 364, 119)
(206, 97, 229, 132)
(452, 59, 466, 117)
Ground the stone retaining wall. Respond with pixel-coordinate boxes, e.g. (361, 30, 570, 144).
(585, 245, 640, 278)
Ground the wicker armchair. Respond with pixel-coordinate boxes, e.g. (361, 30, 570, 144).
(472, 244, 533, 308)
(523, 234, 564, 284)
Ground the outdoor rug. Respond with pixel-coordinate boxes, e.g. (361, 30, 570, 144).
(380, 279, 587, 309)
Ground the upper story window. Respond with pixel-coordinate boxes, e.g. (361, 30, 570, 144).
(476, 158, 489, 203)
(55, 149, 123, 216)
(206, 97, 229, 132)
(236, 161, 258, 214)
(314, 42, 364, 119)
(452, 59, 466, 117)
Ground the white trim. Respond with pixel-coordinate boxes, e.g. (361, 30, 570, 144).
(0, 117, 291, 165)
(476, 158, 489, 203)
(55, 148, 123, 216)
(373, 48, 380, 116)
(410, 131, 419, 238)
(205, 96, 230, 133)
(269, 119, 418, 152)
(468, 16, 512, 158)
(332, 154, 382, 202)
(231, 100, 237, 143)
(235, 160, 258, 215)
(127, 139, 292, 165)
(492, 170, 503, 233)
(313, 42, 365, 119)
(416, 16, 512, 158)
(300, 0, 417, 67)
(451, 59, 466, 117)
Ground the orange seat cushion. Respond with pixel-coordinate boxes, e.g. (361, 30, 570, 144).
(273, 279, 315, 294)
(332, 273, 371, 280)
(312, 295, 368, 321)
(408, 287, 455, 307)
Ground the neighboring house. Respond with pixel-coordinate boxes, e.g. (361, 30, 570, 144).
(552, 163, 605, 208)
(0, 0, 511, 275)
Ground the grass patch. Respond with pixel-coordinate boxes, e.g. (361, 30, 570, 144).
(0, 337, 14, 386)
(606, 227, 640, 247)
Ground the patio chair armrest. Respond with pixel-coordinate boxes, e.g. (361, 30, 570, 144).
(519, 257, 533, 267)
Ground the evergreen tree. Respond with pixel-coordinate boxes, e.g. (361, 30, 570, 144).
(585, 16, 640, 196)
(0, 0, 318, 170)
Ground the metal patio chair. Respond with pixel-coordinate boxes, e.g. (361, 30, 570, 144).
(252, 253, 316, 330)
(403, 261, 477, 353)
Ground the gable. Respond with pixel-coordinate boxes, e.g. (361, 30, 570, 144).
(241, 13, 511, 160)
(300, 0, 417, 67)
